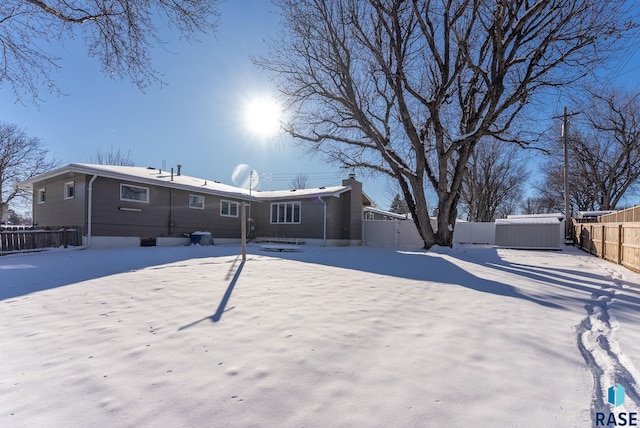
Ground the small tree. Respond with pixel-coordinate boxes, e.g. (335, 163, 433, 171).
(1, 0, 221, 103)
(90, 144, 135, 166)
(520, 196, 559, 215)
(460, 139, 528, 222)
(289, 173, 310, 189)
(0, 122, 59, 221)
(389, 194, 410, 215)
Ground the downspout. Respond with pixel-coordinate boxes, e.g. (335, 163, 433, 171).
(169, 188, 174, 235)
(87, 174, 98, 247)
(319, 197, 327, 246)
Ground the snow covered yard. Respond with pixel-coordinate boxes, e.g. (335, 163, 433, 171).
(1, 244, 639, 427)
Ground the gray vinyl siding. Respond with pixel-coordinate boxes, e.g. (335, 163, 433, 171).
(90, 177, 243, 238)
(27, 170, 365, 243)
(32, 175, 87, 228)
(251, 196, 344, 240)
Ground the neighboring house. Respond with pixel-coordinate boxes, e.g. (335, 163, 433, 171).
(363, 206, 409, 221)
(18, 164, 367, 248)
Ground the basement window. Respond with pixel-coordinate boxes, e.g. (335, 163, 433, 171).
(189, 194, 205, 210)
(120, 184, 149, 203)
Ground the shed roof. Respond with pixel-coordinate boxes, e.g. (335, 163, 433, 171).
(495, 213, 563, 224)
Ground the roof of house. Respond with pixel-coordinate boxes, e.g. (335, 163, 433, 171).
(363, 206, 409, 219)
(256, 185, 350, 200)
(19, 163, 351, 201)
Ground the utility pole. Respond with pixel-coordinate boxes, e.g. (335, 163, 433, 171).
(554, 107, 579, 244)
(563, 107, 570, 242)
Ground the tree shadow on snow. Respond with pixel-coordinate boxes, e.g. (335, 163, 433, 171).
(261, 246, 565, 310)
(484, 251, 640, 323)
(0, 245, 241, 300)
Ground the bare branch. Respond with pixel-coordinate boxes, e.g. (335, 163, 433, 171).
(0, 0, 221, 103)
(260, 0, 636, 248)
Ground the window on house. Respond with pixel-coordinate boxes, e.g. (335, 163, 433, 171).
(220, 200, 239, 217)
(189, 194, 205, 210)
(365, 212, 375, 220)
(64, 181, 75, 200)
(37, 188, 46, 204)
(120, 184, 149, 203)
(270, 202, 301, 224)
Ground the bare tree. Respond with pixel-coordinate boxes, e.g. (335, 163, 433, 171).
(460, 139, 527, 222)
(289, 173, 310, 189)
(0, 0, 221, 103)
(535, 152, 598, 213)
(258, 0, 632, 248)
(568, 86, 640, 210)
(536, 86, 640, 213)
(90, 144, 135, 166)
(0, 122, 59, 221)
(520, 196, 559, 215)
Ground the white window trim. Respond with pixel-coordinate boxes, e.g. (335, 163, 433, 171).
(37, 188, 46, 204)
(270, 201, 302, 224)
(120, 183, 149, 203)
(189, 194, 205, 210)
(64, 181, 75, 200)
(220, 200, 239, 218)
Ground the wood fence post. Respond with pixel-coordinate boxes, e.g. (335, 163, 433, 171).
(590, 225, 594, 255)
(618, 224, 623, 266)
(63, 227, 68, 249)
(579, 225, 584, 249)
(601, 225, 606, 259)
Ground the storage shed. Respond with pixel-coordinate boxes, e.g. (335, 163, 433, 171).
(495, 214, 564, 250)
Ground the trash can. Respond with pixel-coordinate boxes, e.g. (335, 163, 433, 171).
(190, 231, 212, 246)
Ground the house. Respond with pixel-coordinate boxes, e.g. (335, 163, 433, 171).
(18, 164, 367, 248)
(363, 206, 409, 221)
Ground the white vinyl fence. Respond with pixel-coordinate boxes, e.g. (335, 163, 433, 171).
(362, 220, 495, 249)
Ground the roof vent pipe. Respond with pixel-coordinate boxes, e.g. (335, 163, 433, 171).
(171, 167, 174, 181)
(177, 164, 182, 176)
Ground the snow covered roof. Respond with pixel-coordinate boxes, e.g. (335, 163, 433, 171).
(496, 213, 563, 225)
(364, 206, 409, 219)
(19, 163, 256, 200)
(577, 211, 616, 219)
(18, 163, 351, 202)
(254, 185, 350, 200)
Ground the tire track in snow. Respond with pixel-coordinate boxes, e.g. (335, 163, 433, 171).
(577, 264, 640, 421)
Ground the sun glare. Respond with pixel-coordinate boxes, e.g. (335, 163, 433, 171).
(243, 95, 282, 139)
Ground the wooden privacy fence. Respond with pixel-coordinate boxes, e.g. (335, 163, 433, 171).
(599, 206, 640, 223)
(574, 220, 640, 273)
(0, 227, 82, 254)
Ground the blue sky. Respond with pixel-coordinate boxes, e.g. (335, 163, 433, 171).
(1, 2, 640, 212)
(1, 2, 371, 205)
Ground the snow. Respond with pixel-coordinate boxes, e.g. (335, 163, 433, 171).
(1, 244, 639, 427)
